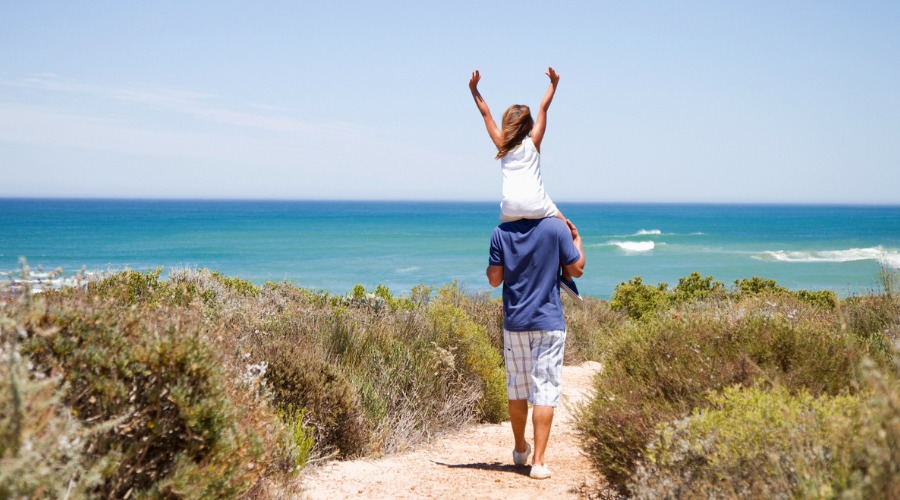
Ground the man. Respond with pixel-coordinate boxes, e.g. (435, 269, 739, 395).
(486, 216, 585, 480)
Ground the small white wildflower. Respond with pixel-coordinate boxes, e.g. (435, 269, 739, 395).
(242, 361, 268, 384)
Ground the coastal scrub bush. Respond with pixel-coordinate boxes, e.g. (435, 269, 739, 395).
(575, 294, 870, 492)
(432, 281, 504, 352)
(612, 273, 839, 322)
(209, 270, 259, 297)
(190, 274, 508, 460)
(610, 273, 725, 320)
(848, 352, 900, 498)
(734, 276, 837, 310)
(671, 272, 726, 304)
(630, 342, 900, 499)
(733, 276, 786, 295)
(264, 339, 370, 459)
(562, 297, 626, 363)
(0, 343, 109, 498)
(8, 276, 279, 498)
(88, 267, 205, 307)
(609, 276, 669, 320)
(427, 302, 508, 423)
(338, 283, 414, 311)
(630, 385, 864, 499)
(840, 294, 899, 355)
(277, 405, 316, 472)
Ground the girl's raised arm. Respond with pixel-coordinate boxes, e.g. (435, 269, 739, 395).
(469, 70, 503, 149)
(531, 67, 559, 153)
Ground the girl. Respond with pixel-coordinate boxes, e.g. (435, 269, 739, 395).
(469, 67, 581, 300)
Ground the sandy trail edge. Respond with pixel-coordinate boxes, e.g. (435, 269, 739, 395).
(295, 361, 604, 499)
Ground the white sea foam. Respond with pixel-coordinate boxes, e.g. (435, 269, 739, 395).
(610, 240, 656, 252)
(396, 266, 421, 274)
(634, 229, 662, 236)
(755, 247, 900, 268)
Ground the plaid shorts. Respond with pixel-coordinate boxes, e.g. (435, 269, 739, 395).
(503, 329, 566, 407)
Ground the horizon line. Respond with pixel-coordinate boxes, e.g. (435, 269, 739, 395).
(1, 196, 899, 208)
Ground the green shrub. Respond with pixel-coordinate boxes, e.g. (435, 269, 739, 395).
(264, 340, 370, 459)
(845, 353, 900, 498)
(433, 282, 504, 352)
(216, 278, 508, 458)
(88, 268, 201, 307)
(841, 294, 899, 356)
(630, 385, 863, 499)
(10, 278, 276, 498)
(576, 295, 868, 493)
(0, 345, 109, 498)
(611, 273, 724, 320)
(671, 272, 725, 304)
(610, 276, 670, 320)
(735, 276, 836, 310)
(794, 289, 837, 309)
(734, 276, 786, 295)
(209, 270, 259, 297)
(562, 297, 626, 364)
(277, 406, 316, 472)
(428, 302, 508, 423)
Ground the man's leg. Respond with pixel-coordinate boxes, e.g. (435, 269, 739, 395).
(531, 405, 554, 466)
(503, 329, 533, 461)
(528, 329, 565, 473)
(509, 399, 529, 454)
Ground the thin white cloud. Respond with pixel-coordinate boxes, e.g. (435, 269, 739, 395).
(0, 74, 334, 136)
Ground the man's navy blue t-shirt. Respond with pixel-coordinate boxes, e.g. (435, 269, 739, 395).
(489, 217, 581, 331)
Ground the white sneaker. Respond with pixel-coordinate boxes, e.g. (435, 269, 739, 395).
(512, 443, 531, 466)
(530, 464, 552, 479)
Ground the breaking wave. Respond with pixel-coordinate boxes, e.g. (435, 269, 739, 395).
(609, 240, 656, 252)
(754, 247, 900, 268)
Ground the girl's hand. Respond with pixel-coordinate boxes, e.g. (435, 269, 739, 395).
(469, 70, 481, 91)
(546, 67, 560, 86)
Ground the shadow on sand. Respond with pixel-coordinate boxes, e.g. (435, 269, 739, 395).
(431, 460, 531, 477)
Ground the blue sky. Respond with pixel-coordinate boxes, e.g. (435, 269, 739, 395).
(1, 1, 898, 203)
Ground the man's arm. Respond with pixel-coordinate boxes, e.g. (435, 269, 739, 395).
(530, 67, 559, 154)
(469, 70, 503, 149)
(486, 264, 504, 287)
(562, 219, 585, 278)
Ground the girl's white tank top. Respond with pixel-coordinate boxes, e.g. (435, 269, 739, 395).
(499, 136, 558, 222)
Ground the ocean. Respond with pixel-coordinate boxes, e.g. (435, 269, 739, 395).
(1, 199, 898, 299)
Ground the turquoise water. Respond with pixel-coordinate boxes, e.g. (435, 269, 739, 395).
(1, 199, 898, 299)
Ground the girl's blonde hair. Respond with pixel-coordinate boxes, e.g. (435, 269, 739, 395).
(495, 104, 534, 160)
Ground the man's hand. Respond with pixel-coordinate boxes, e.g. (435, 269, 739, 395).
(545, 67, 560, 86)
(563, 219, 585, 279)
(566, 219, 581, 246)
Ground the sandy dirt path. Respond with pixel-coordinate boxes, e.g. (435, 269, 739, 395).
(298, 361, 604, 499)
